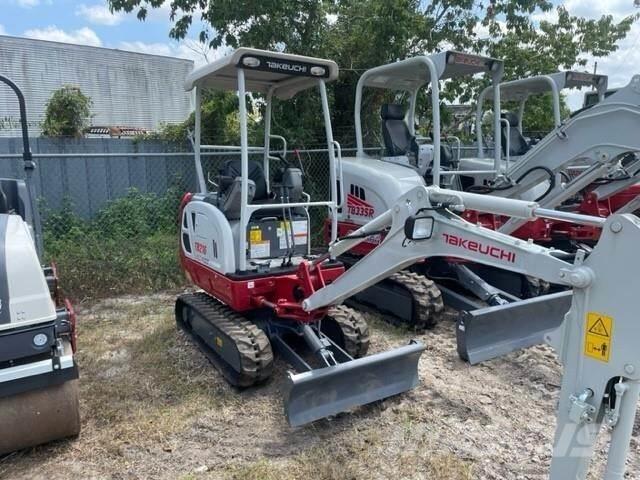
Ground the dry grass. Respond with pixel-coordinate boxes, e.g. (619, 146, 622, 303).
(0, 292, 637, 480)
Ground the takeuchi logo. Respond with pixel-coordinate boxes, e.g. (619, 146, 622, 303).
(347, 194, 374, 218)
(442, 232, 516, 263)
(265, 61, 308, 73)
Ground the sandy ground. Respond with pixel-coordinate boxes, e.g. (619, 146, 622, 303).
(0, 292, 638, 480)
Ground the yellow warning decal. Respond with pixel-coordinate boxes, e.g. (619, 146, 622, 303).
(584, 312, 613, 362)
(249, 228, 262, 243)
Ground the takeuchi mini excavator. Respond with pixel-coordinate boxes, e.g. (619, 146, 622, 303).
(176, 48, 424, 427)
(468, 71, 640, 245)
(304, 184, 640, 480)
(0, 75, 80, 455)
(329, 54, 640, 330)
(325, 51, 506, 326)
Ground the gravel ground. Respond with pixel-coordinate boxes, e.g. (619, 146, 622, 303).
(0, 292, 638, 480)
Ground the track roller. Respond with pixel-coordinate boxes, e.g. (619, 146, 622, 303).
(176, 292, 274, 388)
(320, 305, 370, 358)
(0, 379, 80, 455)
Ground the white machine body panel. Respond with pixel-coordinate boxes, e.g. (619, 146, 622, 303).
(0, 214, 56, 332)
(181, 200, 236, 274)
(338, 155, 425, 223)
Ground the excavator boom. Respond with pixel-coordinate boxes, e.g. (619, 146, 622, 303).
(303, 186, 640, 480)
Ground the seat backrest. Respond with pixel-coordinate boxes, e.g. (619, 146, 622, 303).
(500, 112, 530, 157)
(381, 104, 416, 157)
(219, 159, 268, 201)
(0, 179, 29, 223)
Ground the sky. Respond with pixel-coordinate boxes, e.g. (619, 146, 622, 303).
(1, 0, 639, 109)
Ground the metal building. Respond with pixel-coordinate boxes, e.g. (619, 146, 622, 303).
(0, 35, 194, 136)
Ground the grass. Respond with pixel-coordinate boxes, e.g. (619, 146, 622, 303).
(0, 294, 477, 480)
(74, 295, 236, 463)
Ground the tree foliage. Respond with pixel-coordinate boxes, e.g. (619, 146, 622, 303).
(41, 85, 93, 138)
(108, 0, 638, 146)
(143, 90, 266, 145)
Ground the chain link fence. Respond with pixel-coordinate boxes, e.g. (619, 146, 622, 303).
(1, 138, 487, 301)
(0, 138, 377, 300)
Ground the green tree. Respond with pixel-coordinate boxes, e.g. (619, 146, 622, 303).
(107, 0, 638, 146)
(146, 90, 265, 145)
(41, 85, 92, 137)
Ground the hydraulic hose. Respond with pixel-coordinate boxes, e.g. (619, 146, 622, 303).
(465, 165, 556, 202)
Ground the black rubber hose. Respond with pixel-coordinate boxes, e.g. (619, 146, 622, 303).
(465, 165, 556, 202)
(513, 166, 555, 202)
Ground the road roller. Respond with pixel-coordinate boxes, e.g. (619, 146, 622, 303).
(0, 74, 80, 455)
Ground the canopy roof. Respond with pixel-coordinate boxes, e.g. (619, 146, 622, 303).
(360, 51, 503, 91)
(483, 71, 608, 102)
(184, 48, 339, 99)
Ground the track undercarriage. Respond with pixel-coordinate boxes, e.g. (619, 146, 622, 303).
(340, 255, 445, 330)
(175, 287, 422, 426)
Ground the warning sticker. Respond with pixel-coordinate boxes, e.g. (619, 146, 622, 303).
(249, 228, 262, 243)
(292, 220, 308, 245)
(584, 312, 613, 362)
(249, 241, 270, 259)
(278, 220, 308, 249)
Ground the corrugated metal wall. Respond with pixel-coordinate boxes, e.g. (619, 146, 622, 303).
(0, 35, 194, 137)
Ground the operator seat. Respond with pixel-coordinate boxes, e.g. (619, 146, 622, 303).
(381, 104, 419, 158)
(219, 159, 268, 201)
(500, 112, 530, 158)
(216, 159, 304, 221)
(0, 188, 8, 215)
(216, 159, 267, 220)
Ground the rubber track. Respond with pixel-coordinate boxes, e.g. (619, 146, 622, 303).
(324, 305, 370, 358)
(339, 254, 444, 331)
(392, 270, 444, 330)
(176, 292, 274, 388)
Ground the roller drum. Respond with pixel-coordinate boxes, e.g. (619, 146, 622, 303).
(0, 379, 80, 455)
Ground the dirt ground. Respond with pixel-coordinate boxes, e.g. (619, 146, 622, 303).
(1, 291, 638, 480)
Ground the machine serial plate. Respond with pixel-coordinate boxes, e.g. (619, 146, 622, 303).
(584, 312, 613, 363)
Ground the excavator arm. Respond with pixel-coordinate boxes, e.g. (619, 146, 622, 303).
(303, 186, 640, 480)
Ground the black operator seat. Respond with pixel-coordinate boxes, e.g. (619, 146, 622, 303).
(216, 159, 304, 221)
(380, 104, 419, 158)
(500, 111, 530, 157)
(218, 158, 268, 201)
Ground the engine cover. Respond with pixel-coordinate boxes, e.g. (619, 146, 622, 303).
(0, 214, 56, 332)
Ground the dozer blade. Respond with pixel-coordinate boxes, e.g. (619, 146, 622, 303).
(457, 291, 572, 365)
(285, 340, 424, 427)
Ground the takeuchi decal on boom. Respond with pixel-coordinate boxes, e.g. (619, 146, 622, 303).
(442, 233, 516, 263)
(347, 194, 375, 218)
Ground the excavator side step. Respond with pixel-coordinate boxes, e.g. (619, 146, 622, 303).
(456, 291, 572, 364)
(285, 340, 425, 427)
(176, 292, 274, 387)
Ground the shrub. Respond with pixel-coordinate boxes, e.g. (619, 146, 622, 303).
(41, 86, 93, 138)
(43, 187, 186, 300)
